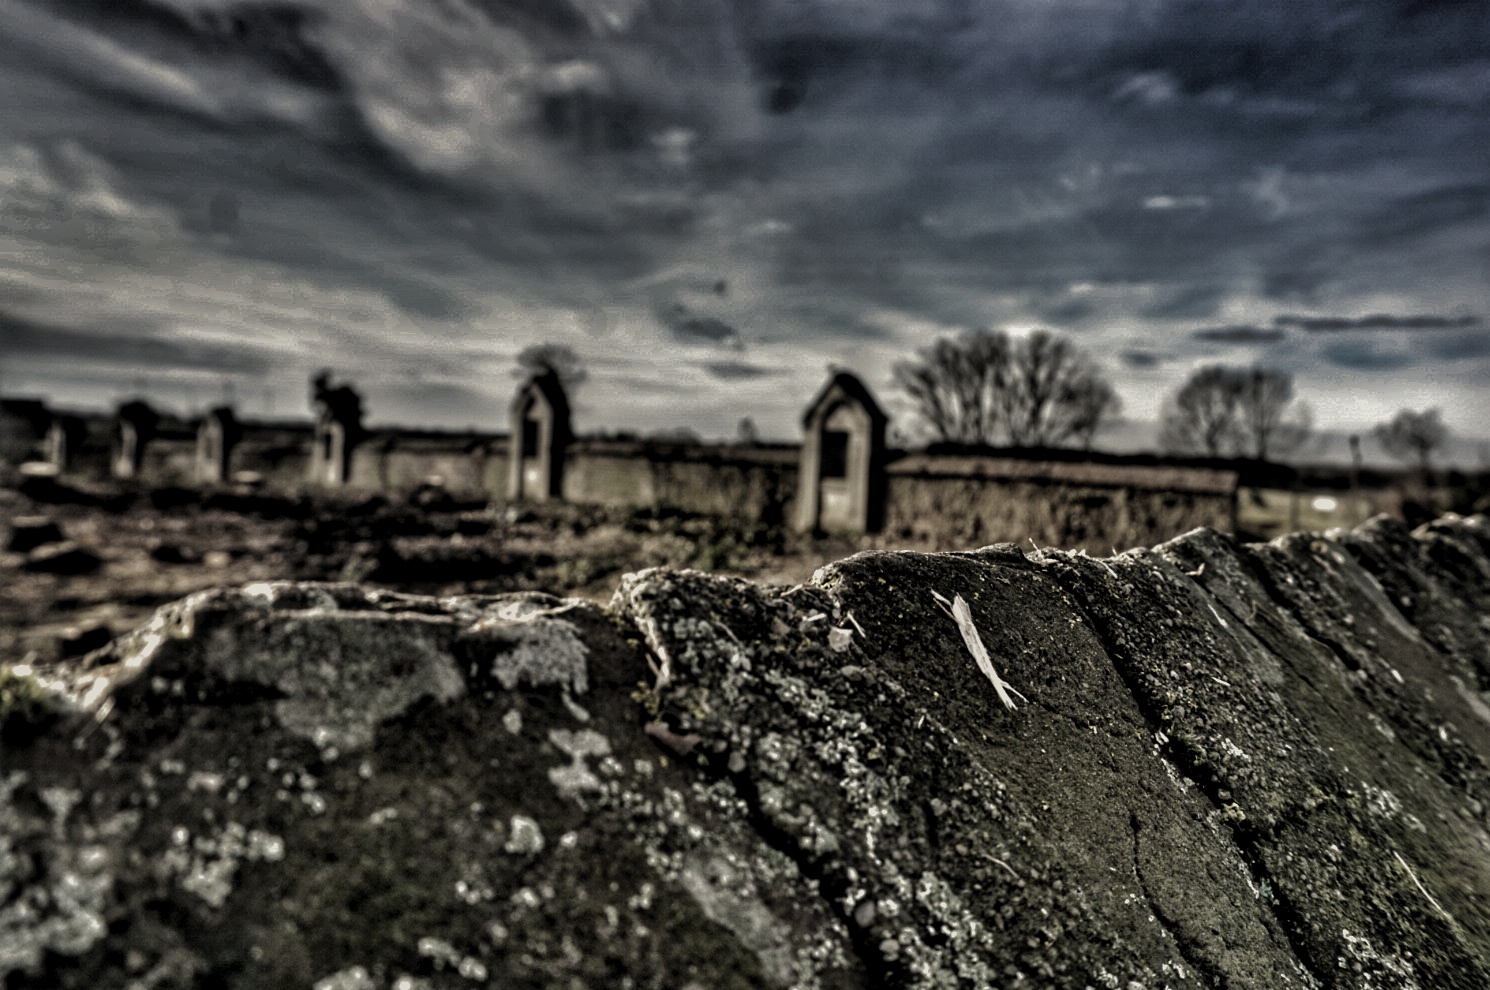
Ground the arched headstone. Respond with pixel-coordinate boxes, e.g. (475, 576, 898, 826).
(796, 372, 887, 534)
(507, 372, 571, 502)
(308, 374, 363, 487)
(45, 417, 85, 472)
(0, 399, 51, 466)
(112, 401, 159, 481)
(196, 406, 240, 484)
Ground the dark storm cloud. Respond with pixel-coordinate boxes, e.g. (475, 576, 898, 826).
(1192, 325, 1286, 344)
(1424, 330, 1490, 362)
(749, 29, 966, 115)
(1143, 284, 1228, 321)
(370, 380, 502, 425)
(1120, 350, 1163, 369)
(703, 361, 778, 381)
(1353, 185, 1490, 245)
(1260, 259, 1333, 303)
(49, 0, 344, 91)
(657, 303, 742, 348)
(0, 308, 276, 374)
(1320, 341, 1417, 372)
(1274, 313, 1481, 332)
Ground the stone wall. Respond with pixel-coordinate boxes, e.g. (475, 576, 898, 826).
(53, 419, 1233, 551)
(3, 513, 1489, 988)
(884, 455, 1238, 552)
(563, 439, 799, 522)
(348, 435, 508, 494)
(231, 428, 316, 488)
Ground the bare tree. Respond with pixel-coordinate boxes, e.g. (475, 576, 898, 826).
(515, 344, 587, 393)
(1159, 365, 1244, 457)
(1160, 364, 1309, 461)
(1375, 407, 1448, 478)
(1235, 367, 1310, 461)
(1002, 330, 1121, 448)
(892, 330, 1006, 445)
(1067, 375, 1122, 452)
(735, 416, 760, 446)
(895, 328, 1119, 448)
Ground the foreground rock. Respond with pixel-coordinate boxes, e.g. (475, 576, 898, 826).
(2, 515, 1489, 989)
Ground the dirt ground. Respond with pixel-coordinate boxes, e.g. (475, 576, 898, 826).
(9, 471, 1454, 668)
(0, 475, 871, 667)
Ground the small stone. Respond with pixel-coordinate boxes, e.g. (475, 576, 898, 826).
(6, 516, 64, 553)
(24, 542, 102, 575)
(58, 623, 112, 657)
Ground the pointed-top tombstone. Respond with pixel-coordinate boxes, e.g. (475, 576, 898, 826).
(112, 400, 159, 481)
(796, 371, 887, 534)
(507, 371, 571, 502)
(196, 406, 240, 484)
(309, 373, 364, 487)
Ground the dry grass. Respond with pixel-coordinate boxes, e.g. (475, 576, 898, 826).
(1235, 488, 1382, 541)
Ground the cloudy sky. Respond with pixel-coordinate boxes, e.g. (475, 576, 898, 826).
(1, 0, 1487, 460)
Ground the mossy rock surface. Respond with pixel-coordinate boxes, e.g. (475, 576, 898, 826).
(3, 515, 1490, 989)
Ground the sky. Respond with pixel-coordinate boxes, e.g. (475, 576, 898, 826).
(0, 0, 1487, 463)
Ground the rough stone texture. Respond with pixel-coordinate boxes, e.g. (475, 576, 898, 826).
(2, 515, 1489, 989)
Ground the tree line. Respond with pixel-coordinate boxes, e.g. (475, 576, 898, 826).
(893, 329, 1453, 472)
(517, 333, 1456, 473)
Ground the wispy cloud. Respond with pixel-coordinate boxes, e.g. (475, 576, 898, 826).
(1193, 325, 1287, 344)
(703, 360, 779, 381)
(1275, 313, 1480, 332)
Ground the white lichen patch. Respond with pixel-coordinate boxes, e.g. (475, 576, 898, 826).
(471, 615, 591, 695)
(1336, 929, 1421, 989)
(160, 821, 285, 909)
(392, 975, 435, 990)
(503, 815, 544, 855)
(1218, 738, 1250, 763)
(547, 728, 611, 798)
(313, 965, 376, 990)
(0, 773, 120, 972)
(1360, 783, 1402, 819)
(677, 853, 799, 986)
(416, 936, 488, 980)
(170, 602, 470, 752)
